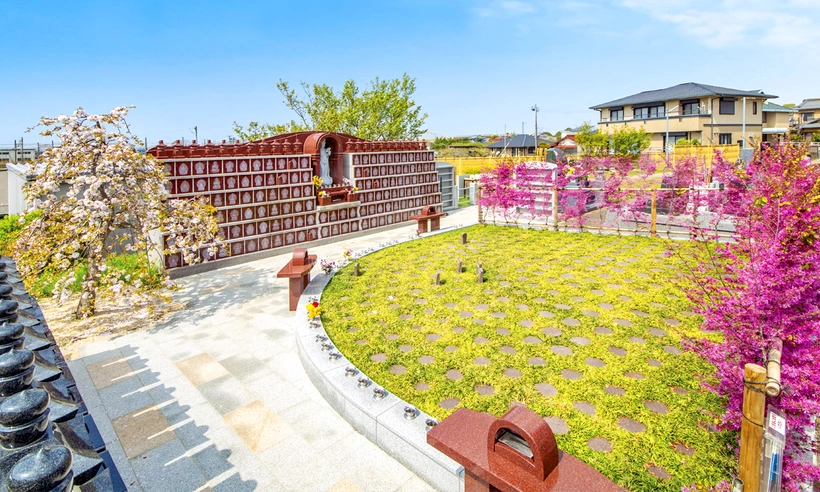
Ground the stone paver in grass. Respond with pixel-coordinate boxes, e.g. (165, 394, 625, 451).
(544, 416, 569, 435)
(574, 401, 596, 416)
(588, 437, 612, 453)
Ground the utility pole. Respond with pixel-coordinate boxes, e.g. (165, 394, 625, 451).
(532, 104, 540, 156)
(742, 96, 747, 150)
(193, 126, 198, 143)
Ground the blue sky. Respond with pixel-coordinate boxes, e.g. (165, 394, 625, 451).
(3, 0, 818, 144)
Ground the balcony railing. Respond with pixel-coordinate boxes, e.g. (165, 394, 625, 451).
(600, 109, 710, 123)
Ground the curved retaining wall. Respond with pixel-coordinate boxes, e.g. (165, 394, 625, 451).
(294, 235, 466, 492)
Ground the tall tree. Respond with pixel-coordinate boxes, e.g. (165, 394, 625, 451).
(16, 107, 221, 317)
(234, 74, 428, 141)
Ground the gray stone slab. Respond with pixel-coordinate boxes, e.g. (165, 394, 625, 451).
(98, 374, 156, 420)
(129, 439, 207, 492)
(197, 374, 256, 415)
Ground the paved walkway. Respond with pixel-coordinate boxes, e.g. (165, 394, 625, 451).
(67, 206, 478, 492)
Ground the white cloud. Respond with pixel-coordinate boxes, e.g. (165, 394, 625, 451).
(618, 0, 820, 48)
(500, 0, 536, 13)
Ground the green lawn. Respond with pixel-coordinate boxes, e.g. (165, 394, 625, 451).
(321, 225, 734, 491)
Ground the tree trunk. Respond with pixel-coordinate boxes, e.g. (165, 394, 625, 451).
(75, 256, 98, 318)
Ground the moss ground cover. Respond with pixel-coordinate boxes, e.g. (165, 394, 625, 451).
(321, 225, 734, 491)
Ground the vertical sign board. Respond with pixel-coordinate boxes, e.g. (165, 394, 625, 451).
(760, 405, 786, 492)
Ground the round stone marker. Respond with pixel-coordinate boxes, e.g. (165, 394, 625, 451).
(399, 314, 413, 320)
(551, 345, 573, 356)
(497, 297, 510, 303)
(547, 290, 560, 295)
(414, 298, 428, 304)
(452, 326, 465, 334)
(663, 345, 682, 355)
(664, 318, 681, 326)
(541, 327, 562, 336)
(647, 465, 671, 480)
(492, 312, 507, 319)
(672, 387, 689, 396)
(562, 369, 583, 380)
(675, 443, 694, 456)
(604, 385, 626, 396)
(534, 297, 546, 303)
(618, 417, 646, 432)
(648, 328, 667, 337)
(459, 311, 473, 318)
(574, 401, 596, 416)
(594, 327, 613, 335)
(571, 296, 585, 302)
(474, 356, 491, 366)
(570, 337, 590, 345)
(523, 336, 542, 344)
(516, 304, 530, 311)
(591, 289, 606, 295)
(543, 417, 568, 435)
(474, 304, 488, 311)
(613, 318, 632, 326)
(561, 318, 580, 327)
(445, 346, 458, 353)
(446, 369, 463, 380)
(473, 336, 490, 344)
(538, 311, 555, 318)
(411, 289, 421, 294)
(399, 345, 413, 353)
(347, 327, 359, 333)
(617, 295, 632, 301)
(528, 357, 546, 366)
(414, 382, 429, 391)
(475, 384, 495, 396)
(581, 310, 600, 318)
(599, 303, 614, 310)
(585, 357, 605, 368)
(496, 328, 510, 336)
(555, 304, 572, 311)
(389, 365, 406, 375)
(630, 310, 649, 318)
(444, 302, 458, 309)
(645, 400, 669, 414)
(370, 353, 387, 362)
(588, 437, 612, 453)
(608, 346, 627, 357)
(629, 336, 646, 344)
(418, 355, 435, 364)
(504, 368, 522, 378)
(648, 359, 662, 367)
(426, 334, 441, 342)
(625, 371, 645, 380)
(500, 345, 516, 354)
(519, 320, 534, 328)
(535, 383, 557, 397)
(439, 398, 460, 410)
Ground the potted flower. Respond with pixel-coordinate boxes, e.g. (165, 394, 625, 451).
(312, 176, 323, 188)
(345, 186, 359, 202)
(305, 300, 321, 319)
(319, 258, 336, 275)
(317, 190, 331, 206)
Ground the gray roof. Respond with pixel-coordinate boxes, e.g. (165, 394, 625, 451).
(763, 102, 796, 113)
(801, 118, 820, 129)
(485, 134, 551, 149)
(796, 98, 820, 111)
(590, 82, 778, 110)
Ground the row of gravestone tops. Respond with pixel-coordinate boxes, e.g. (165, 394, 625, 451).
(0, 259, 125, 491)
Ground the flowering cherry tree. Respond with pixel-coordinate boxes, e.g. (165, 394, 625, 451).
(15, 107, 221, 317)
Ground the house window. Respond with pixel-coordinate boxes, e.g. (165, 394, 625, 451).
(762, 112, 768, 124)
(648, 105, 665, 118)
(681, 100, 700, 115)
(753, 102, 758, 115)
(633, 107, 649, 119)
(803, 112, 814, 122)
(610, 108, 624, 121)
(719, 133, 733, 145)
(719, 98, 736, 115)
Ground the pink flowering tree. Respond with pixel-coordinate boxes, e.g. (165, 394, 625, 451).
(15, 107, 222, 317)
(478, 160, 535, 223)
(679, 144, 820, 489)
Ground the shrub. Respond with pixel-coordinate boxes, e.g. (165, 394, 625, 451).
(0, 210, 42, 255)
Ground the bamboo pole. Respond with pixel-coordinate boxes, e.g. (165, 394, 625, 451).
(551, 189, 558, 232)
(650, 190, 658, 238)
(765, 338, 783, 397)
(739, 363, 767, 491)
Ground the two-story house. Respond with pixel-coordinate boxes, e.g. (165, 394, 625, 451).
(761, 102, 796, 143)
(590, 82, 777, 151)
(794, 98, 820, 140)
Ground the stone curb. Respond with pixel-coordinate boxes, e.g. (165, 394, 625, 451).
(294, 226, 471, 492)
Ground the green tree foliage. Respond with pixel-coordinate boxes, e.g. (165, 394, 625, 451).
(675, 139, 702, 147)
(812, 132, 820, 143)
(576, 122, 609, 156)
(576, 123, 651, 156)
(234, 74, 427, 141)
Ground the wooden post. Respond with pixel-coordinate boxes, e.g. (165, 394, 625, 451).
(457, 259, 462, 274)
(551, 188, 558, 232)
(650, 190, 658, 238)
(354, 263, 360, 277)
(739, 363, 766, 492)
(477, 268, 484, 284)
(476, 261, 482, 276)
(765, 338, 783, 397)
(435, 272, 441, 286)
(477, 186, 483, 224)
(461, 232, 467, 244)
